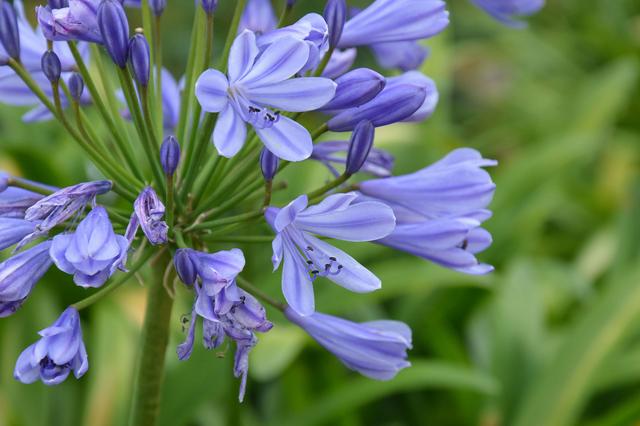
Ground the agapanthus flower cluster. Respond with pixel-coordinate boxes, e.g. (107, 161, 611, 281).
(0, 0, 542, 419)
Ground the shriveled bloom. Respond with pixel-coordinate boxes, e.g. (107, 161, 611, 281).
(14, 307, 88, 385)
(359, 148, 497, 274)
(266, 194, 396, 316)
(312, 141, 394, 178)
(471, 0, 544, 27)
(0, 241, 53, 317)
(175, 248, 272, 402)
(126, 187, 168, 245)
(37, 0, 103, 43)
(195, 30, 336, 161)
(50, 206, 129, 288)
(286, 308, 412, 380)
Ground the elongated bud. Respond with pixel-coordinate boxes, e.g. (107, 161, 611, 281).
(321, 68, 385, 112)
(260, 148, 279, 182)
(160, 136, 180, 176)
(41, 51, 62, 83)
(174, 249, 196, 287)
(346, 121, 375, 175)
(98, 0, 130, 68)
(200, 0, 218, 14)
(149, 0, 167, 16)
(324, 0, 346, 49)
(48, 0, 69, 8)
(68, 73, 84, 102)
(0, 2, 20, 61)
(129, 33, 150, 87)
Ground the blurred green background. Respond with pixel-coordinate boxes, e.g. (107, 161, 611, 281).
(2, 0, 640, 425)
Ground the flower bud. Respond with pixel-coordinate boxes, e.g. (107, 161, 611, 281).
(48, 0, 69, 8)
(260, 148, 279, 182)
(345, 120, 375, 175)
(0, 2, 20, 61)
(321, 68, 385, 112)
(129, 33, 150, 87)
(68, 73, 85, 102)
(174, 249, 196, 287)
(98, 0, 130, 68)
(0, 172, 9, 192)
(41, 51, 62, 83)
(324, 0, 346, 49)
(327, 83, 427, 132)
(200, 0, 218, 14)
(149, 0, 167, 16)
(160, 136, 180, 176)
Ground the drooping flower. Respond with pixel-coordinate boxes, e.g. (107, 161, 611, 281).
(126, 187, 168, 246)
(50, 206, 129, 288)
(266, 193, 396, 316)
(471, 0, 544, 27)
(174, 248, 272, 402)
(285, 307, 412, 380)
(0, 241, 53, 317)
(311, 141, 394, 178)
(358, 148, 497, 274)
(14, 307, 88, 385)
(0, 187, 44, 218)
(195, 30, 336, 161)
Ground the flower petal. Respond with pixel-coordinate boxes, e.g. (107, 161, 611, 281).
(245, 77, 337, 112)
(282, 238, 315, 316)
(255, 116, 312, 162)
(228, 30, 259, 83)
(239, 36, 309, 86)
(213, 104, 247, 158)
(195, 69, 230, 113)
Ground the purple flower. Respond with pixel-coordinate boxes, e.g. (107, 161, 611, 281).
(0, 1, 20, 61)
(338, 0, 449, 48)
(358, 148, 497, 274)
(471, 0, 544, 27)
(126, 187, 168, 246)
(175, 248, 272, 402)
(14, 307, 88, 385)
(0, 187, 43, 218)
(320, 68, 386, 113)
(0, 241, 53, 317)
(24, 180, 112, 240)
(37, 0, 103, 43)
(312, 141, 394, 178)
(98, 0, 130, 68)
(129, 33, 150, 86)
(0, 218, 38, 251)
(266, 193, 395, 316)
(370, 41, 429, 72)
(239, 0, 277, 35)
(195, 30, 336, 161)
(50, 206, 129, 288)
(387, 71, 439, 122)
(160, 136, 181, 176)
(321, 48, 357, 79)
(285, 308, 412, 380)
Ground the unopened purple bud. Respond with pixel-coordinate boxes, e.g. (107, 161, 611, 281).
(0, 2, 20, 61)
(260, 148, 279, 182)
(149, 0, 167, 16)
(98, 0, 130, 68)
(160, 136, 180, 176)
(287, 0, 296, 6)
(41, 51, 62, 83)
(129, 33, 150, 86)
(68, 73, 85, 102)
(48, 0, 69, 8)
(200, 0, 218, 14)
(321, 68, 385, 112)
(346, 120, 375, 175)
(327, 83, 427, 132)
(174, 249, 196, 287)
(0, 173, 9, 192)
(324, 0, 346, 49)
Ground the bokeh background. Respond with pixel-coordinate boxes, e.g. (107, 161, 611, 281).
(1, 0, 640, 425)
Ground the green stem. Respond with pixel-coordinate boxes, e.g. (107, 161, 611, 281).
(277, 0, 294, 28)
(311, 123, 329, 140)
(180, 113, 217, 200)
(194, 177, 263, 220)
(307, 173, 351, 201)
(129, 252, 174, 426)
(187, 210, 264, 232)
(313, 46, 335, 77)
(218, 0, 248, 71)
(140, 86, 166, 195)
(166, 175, 175, 228)
(237, 276, 286, 312)
(202, 235, 273, 244)
(153, 16, 164, 136)
(8, 177, 55, 195)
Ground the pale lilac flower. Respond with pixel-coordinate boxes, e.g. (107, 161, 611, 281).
(387, 71, 439, 122)
(320, 68, 386, 113)
(312, 141, 394, 178)
(471, 0, 544, 27)
(0, 241, 53, 317)
(370, 41, 430, 72)
(0, 218, 38, 251)
(239, 0, 277, 35)
(126, 187, 168, 246)
(195, 30, 336, 161)
(286, 308, 412, 380)
(50, 206, 129, 288)
(37, 0, 103, 43)
(14, 307, 88, 385)
(266, 194, 396, 316)
(321, 48, 357, 79)
(0, 187, 44, 218)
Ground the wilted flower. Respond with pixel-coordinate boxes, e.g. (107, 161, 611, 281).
(126, 187, 168, 245)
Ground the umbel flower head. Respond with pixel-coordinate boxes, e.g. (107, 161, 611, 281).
(14, 307, 88, 385)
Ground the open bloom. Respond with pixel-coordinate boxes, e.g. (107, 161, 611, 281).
(175, 248, 272, 402)
(286, 308, 412, 380)
(266, 193, 396, 316)
(0, 241, 53, 317)
(50, 206, 129, 288)
(359, 148, 497, 274)
(14, 307, 88, 385)
(195, 30, 336, 161)
(471, 0, 544, 27)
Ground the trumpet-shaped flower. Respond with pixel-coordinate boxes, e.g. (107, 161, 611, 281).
(195, 30, 336, 161)
(471, 0, 544, 27)
(266, 193, 396, 316)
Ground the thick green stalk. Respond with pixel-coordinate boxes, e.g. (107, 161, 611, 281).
(180, 113, 217, 201)
(129, 252, 175, 426)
